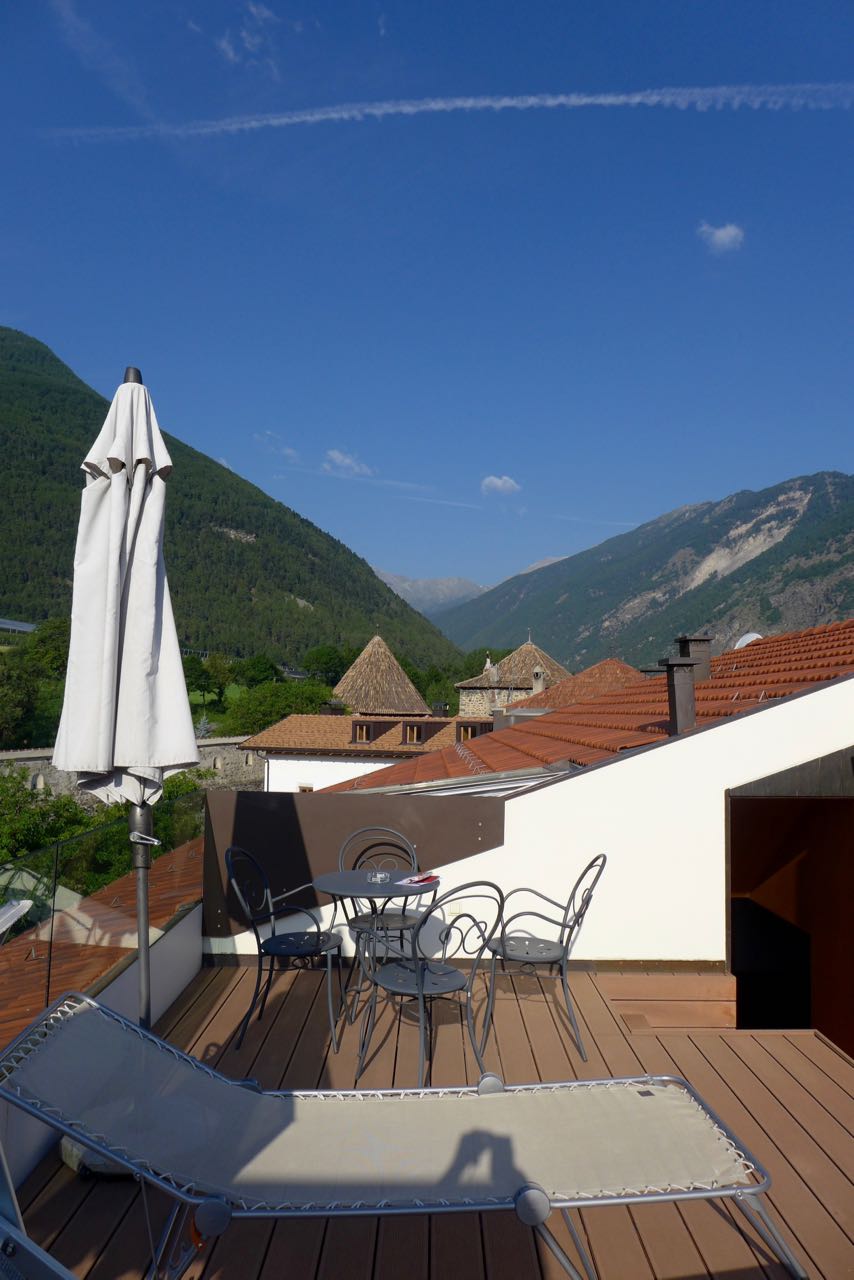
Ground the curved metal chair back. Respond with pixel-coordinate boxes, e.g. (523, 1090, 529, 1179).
(337, 826, 418, 875)
(412, 880, 504, 975)
(226, 845, 273, 946)
(559, 853, 607, 949)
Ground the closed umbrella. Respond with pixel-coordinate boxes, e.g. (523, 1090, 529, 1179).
(53, 367, 199, 1027)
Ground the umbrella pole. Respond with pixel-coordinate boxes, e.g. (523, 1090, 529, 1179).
(129, 803, 156, 1029)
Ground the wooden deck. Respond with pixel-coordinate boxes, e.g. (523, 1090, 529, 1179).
(17, 965, 854, 1279)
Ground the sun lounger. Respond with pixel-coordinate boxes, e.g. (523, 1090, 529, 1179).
(0, 993, 807, 1280)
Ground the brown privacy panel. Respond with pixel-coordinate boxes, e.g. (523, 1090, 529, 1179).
(204, 789, 506, 940)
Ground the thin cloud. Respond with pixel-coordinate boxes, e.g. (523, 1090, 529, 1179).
(697, 221, 745, 253)
(216, 33, 240, 64)
(50, 0, 155, 122)
(274, 461, 429, 493)
(400, 494, 483, 511)
(482, 474, 521, 496)
(252, 430, 299, 461)
(323, 449, 374, 478)
(52, 81, 854, 142)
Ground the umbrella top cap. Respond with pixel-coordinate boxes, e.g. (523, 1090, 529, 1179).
(123, 367, 143, 385)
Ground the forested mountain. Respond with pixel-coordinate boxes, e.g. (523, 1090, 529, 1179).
(0, 328, 458, 666)
(437, 473, 854, 668)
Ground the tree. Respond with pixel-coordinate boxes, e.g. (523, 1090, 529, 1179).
(220, 680, 333, 736)
(0, 654, 37, 749)
(232, 654, 279, 687)
(182, 654, 210, 701)
(26, 617, 71, 680)
(204, 653, 233, 704)
(0, 766, 91, 862)
(302, 644, 349, 684)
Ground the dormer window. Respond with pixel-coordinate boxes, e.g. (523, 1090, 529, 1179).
(404, 723, 423, 744)
(353, 722, 372, 743)
(458, 723, 477, 742)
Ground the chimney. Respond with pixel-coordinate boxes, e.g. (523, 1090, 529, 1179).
(658, 656, 699, 735)
(531, 667, 546, 695)
(676, 634, 712, 681)
(431, 701, 449, 717)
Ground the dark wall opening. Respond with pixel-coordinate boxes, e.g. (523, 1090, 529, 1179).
(729, 795, 854, 1055)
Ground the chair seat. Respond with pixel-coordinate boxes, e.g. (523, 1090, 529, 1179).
(262, 930, 342, 958)
(348, 910, 422, 933)
(488, 935, 564, 964)
(374, 960, 467, 998)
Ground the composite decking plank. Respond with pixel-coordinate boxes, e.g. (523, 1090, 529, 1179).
(369, 975, 434, 1280)
(663, 1032, 852, 1280)
(152, 964, 221, 1038)
(784, 1032, 854, 1099)
(259, 1218, 327, 1280)
(594, 972, 736, 1001)
(571, 986, 710, 1280)
(257, 965, 352, 1280)
(759, 1035, 854, 1138)
(316, 1217, 378, 1280)
(699, 1034, 854, 1254)
(162, 966, 242, 1052)
(479, 975, 544, 1278)
(516, 975, 647, 1280)
(428, 989, 487, 1280)
(723, 1033, 854, 1184)
(487, 971, 540, 1084)
(629, 1033, 782, 1279)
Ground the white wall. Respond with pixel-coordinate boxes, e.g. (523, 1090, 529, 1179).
(207, 681, 854, 964)
(420, 678, 854, 963)
(266, 755, 391, 793)
(4, 905, 203, 1188)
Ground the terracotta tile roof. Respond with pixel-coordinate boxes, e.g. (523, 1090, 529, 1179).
(325, 619, 854, 792)
(510, 658, 643, 709)
(333, 635, 430, 715)
(243, 713, 493, 756)
(455, 641, 569, 690)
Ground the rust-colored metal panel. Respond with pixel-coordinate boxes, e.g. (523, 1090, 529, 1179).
(204, 789, 506, 938)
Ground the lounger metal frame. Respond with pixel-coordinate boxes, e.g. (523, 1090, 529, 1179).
(0, 994, 808, 1280)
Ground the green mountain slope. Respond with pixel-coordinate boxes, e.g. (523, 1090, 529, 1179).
(0, 328, 458, 667)
(437, 473, 854, 668)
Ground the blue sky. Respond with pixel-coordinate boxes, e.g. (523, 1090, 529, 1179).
(3, 2, 852, 585)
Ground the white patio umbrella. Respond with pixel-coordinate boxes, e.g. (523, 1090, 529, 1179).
(53, 367, 199, 1027)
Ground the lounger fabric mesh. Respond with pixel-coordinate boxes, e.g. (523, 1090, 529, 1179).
(1, 999, 753, 1214)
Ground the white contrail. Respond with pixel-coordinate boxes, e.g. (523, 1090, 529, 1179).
(53, 82, 854, 142)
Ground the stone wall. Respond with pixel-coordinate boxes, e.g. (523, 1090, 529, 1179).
(458, 686, 531, 716)
(0, 737, 263, 803)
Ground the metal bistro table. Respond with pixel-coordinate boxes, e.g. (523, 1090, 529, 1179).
(313, 869, 439, 1022)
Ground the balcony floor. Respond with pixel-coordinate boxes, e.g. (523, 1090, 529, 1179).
(18, 964, 854, 1279)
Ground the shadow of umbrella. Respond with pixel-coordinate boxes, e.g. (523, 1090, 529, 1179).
(52, 367, 199, 1027)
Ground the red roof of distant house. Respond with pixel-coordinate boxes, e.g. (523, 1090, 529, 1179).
(511, 658, 642, 710)
(242, 713, 492, 757)
(323, 620, 854, 792)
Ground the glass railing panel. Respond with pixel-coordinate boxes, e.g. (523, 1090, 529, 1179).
(1, 789, 206, 1045)
(0, 841, 58, 1045)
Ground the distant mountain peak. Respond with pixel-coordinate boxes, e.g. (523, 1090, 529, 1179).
(435, 471, 854, 668)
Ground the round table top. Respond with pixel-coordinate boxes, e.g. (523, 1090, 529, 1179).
(313, 870, 439, 900)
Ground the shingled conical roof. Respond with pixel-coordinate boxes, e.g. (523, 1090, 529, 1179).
(455, 640, 570, 690)
(333, 635, 430, 715)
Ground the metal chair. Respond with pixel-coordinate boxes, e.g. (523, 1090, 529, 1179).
(337, 826, 429, 1021)
(225, 845, 344, 1051)
(356, 880, 504, 1087)
(486, 854, 607, 1061)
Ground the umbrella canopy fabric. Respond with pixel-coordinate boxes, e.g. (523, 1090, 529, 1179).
(53, 382, 199, 805)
